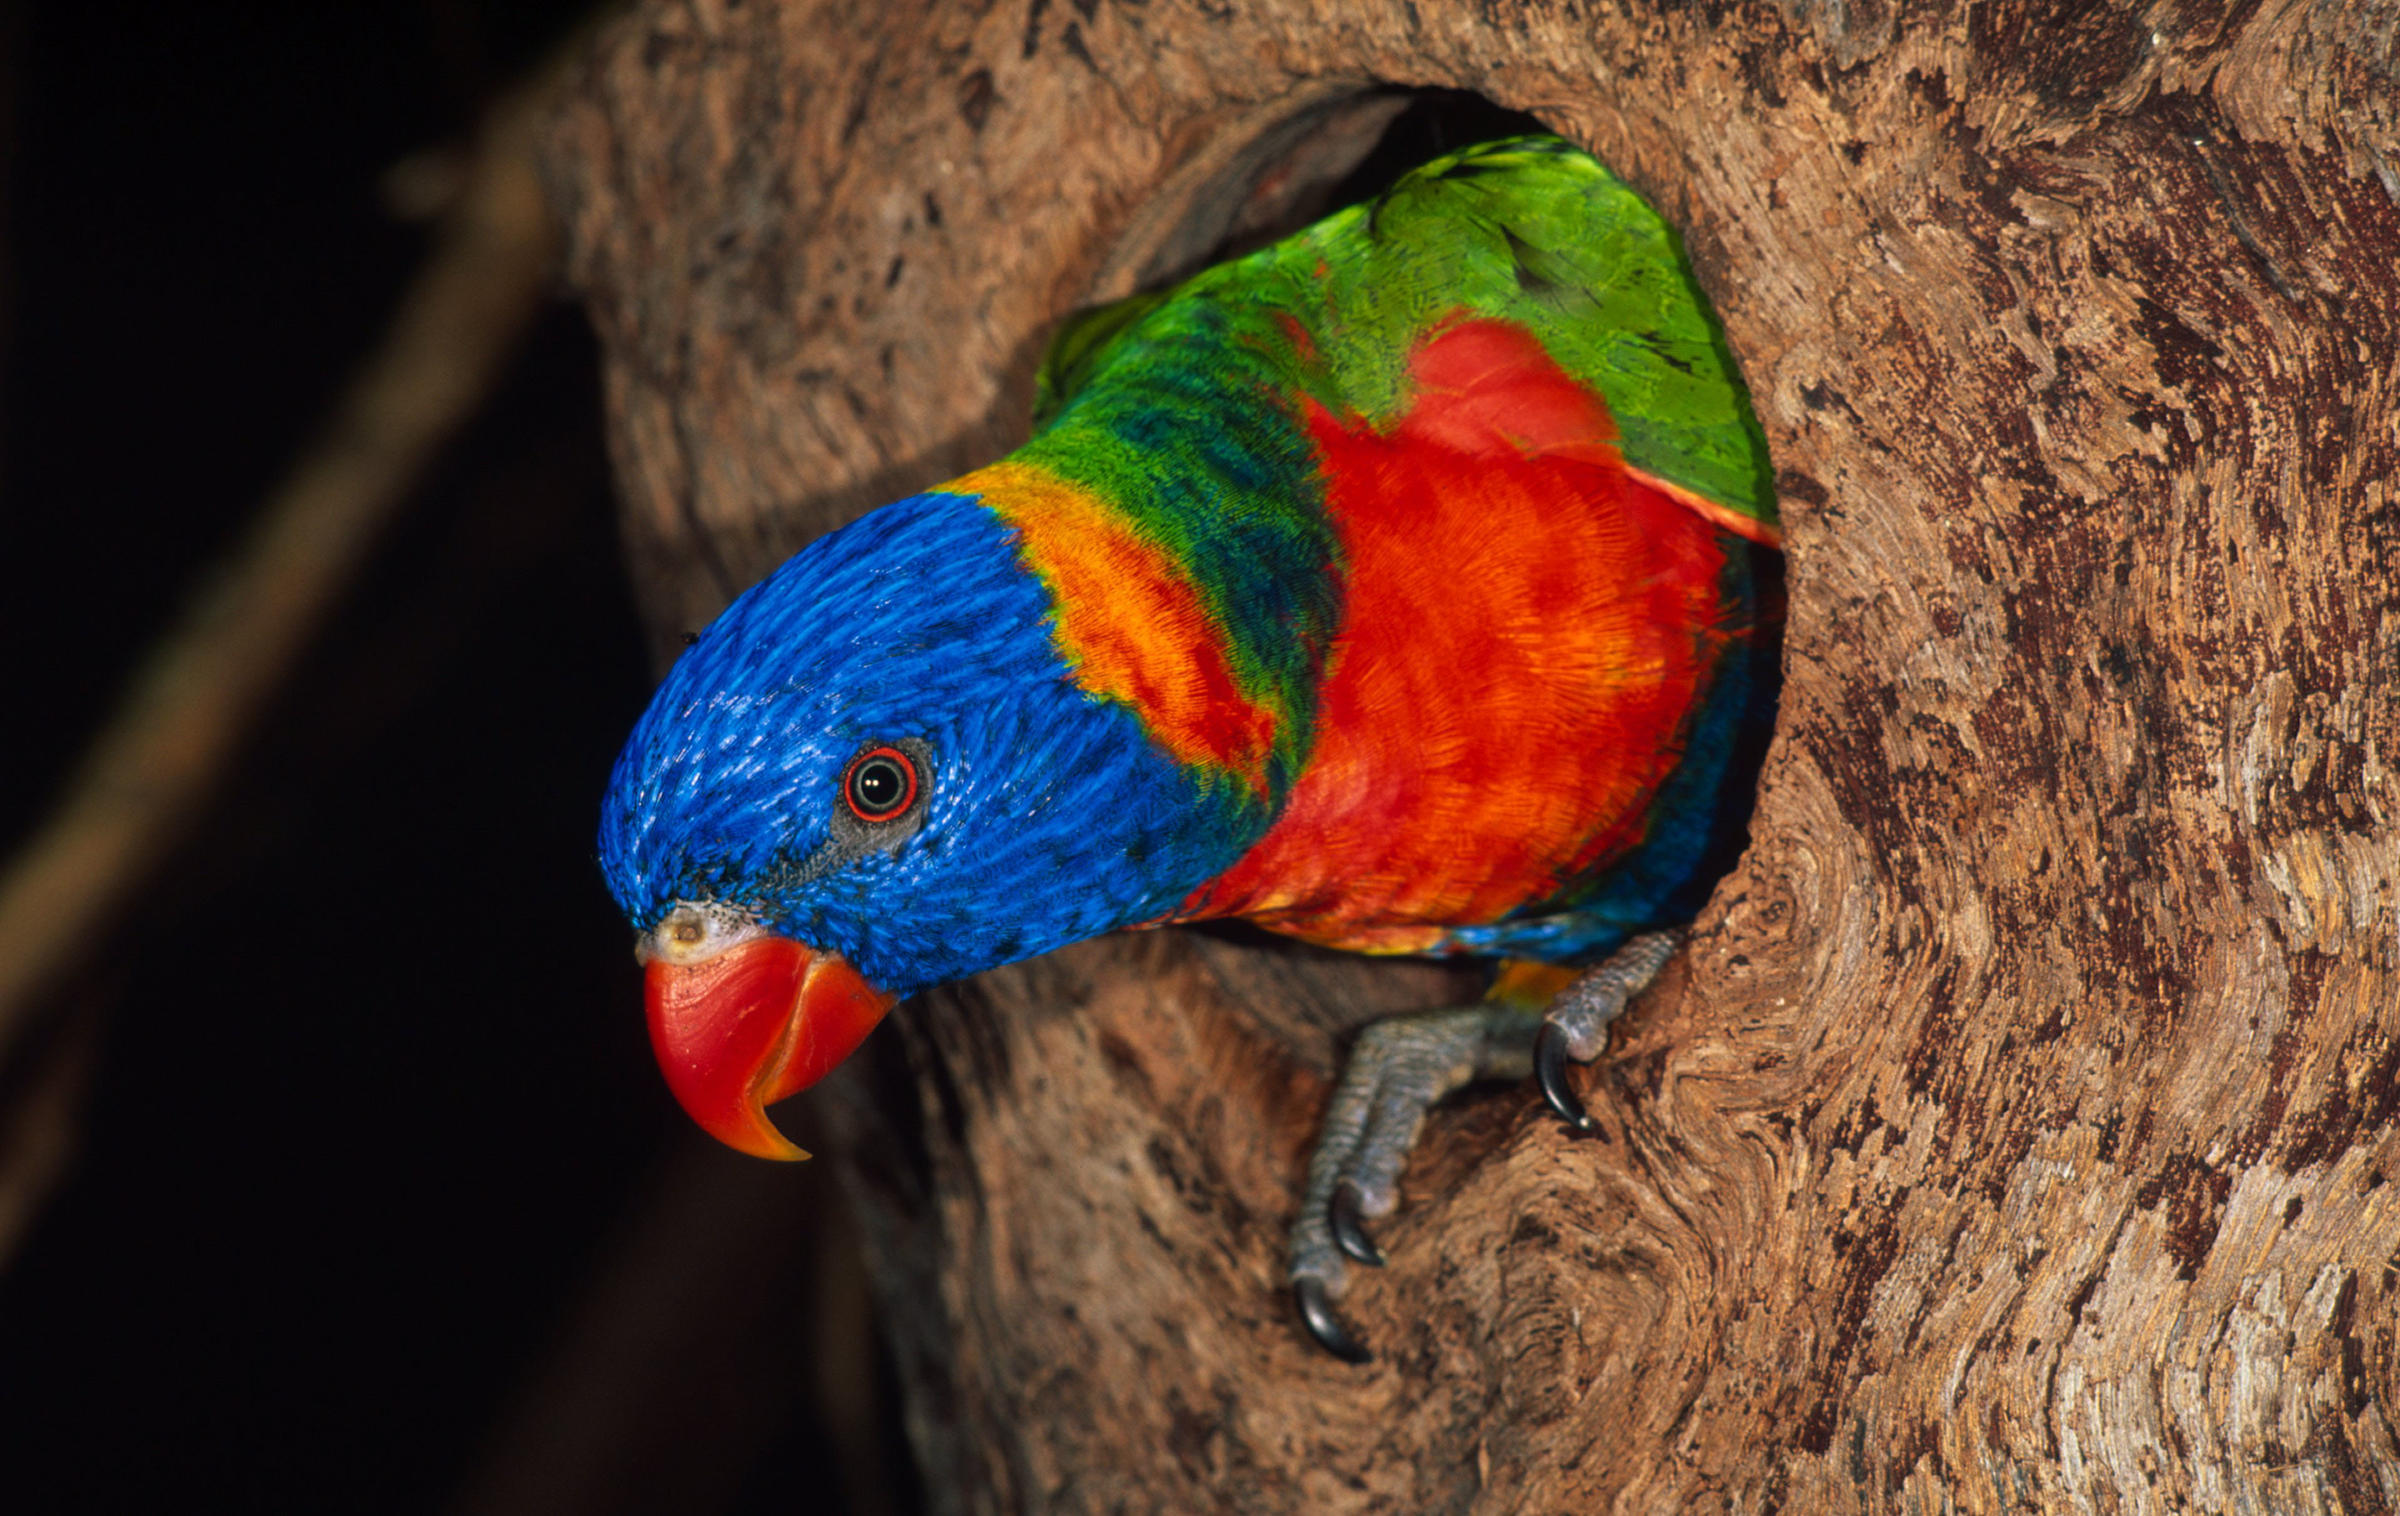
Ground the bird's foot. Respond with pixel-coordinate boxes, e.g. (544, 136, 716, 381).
(1531, 929, 1682, 1129)
(1287, 931, 1684, 1359)
(1289, 1005, 1535, 1362)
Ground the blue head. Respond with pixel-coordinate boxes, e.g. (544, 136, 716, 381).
(597, 490, 1260, 1156)
(600, 489, 1266, 992)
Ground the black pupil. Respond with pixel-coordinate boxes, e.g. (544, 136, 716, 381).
(852, 757, 905, 814)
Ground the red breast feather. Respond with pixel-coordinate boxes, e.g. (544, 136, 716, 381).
(1176, 319, 1746, 951)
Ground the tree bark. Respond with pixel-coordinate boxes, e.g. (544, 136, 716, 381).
(543, 0, 2400, 1508)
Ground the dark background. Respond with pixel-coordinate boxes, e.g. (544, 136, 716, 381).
(0, 4, 910, 1511)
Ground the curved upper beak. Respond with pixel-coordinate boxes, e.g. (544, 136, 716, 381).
(642, 934, 896, 1160)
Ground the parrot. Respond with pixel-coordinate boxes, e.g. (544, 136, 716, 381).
(598, 135, 1781, 1361)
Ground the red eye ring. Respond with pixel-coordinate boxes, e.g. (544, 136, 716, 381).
(842, 745, 918, 823)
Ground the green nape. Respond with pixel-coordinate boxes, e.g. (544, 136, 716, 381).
(1014, 295, 1345, 802)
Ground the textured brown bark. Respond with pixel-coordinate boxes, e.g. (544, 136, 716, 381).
(543, 0, 2400, 1508)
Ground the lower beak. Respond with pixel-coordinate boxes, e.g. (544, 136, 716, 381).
(643, 935, 896, 1160)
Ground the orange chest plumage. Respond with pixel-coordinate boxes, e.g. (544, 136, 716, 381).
(1172, 320, 1752, 952)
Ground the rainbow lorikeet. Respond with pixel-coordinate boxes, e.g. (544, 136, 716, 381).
(598, 135, 1780, 1361)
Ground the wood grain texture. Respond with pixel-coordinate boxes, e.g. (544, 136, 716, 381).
(544, 0, 2400, 1507)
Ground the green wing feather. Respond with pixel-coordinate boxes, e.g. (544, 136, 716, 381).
(1031, 289, 1168, 431)
(1033, 135, 1777, 534)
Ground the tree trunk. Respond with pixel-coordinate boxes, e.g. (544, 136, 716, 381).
(542, 0, 2400, 1507)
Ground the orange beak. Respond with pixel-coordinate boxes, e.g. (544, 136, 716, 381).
(643, 935, 896, 1160)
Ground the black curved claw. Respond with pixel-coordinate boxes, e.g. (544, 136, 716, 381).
(1534, 1022, 1597, 1131)
(1330, 1181, 1386, 1267)
(1293, 1278, 1373, 1364)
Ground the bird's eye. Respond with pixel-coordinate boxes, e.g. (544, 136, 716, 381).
(842, 745, 919, 823)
